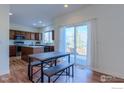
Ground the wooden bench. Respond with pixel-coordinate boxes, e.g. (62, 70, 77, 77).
(43, 62, 74, 83)
(28, 61, 42, 82)
(28, 59, 58, 82)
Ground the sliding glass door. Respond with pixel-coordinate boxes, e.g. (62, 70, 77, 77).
(65, 27, 75, 64)
(75, 25, 88, 66)
(65, 24, 88, 66)
(65, 27, 74, 54)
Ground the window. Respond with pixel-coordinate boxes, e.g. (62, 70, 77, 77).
(43, 31, 53, 44)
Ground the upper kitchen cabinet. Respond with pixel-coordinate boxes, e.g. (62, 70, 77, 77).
(52, 30, 54, 40)
(20, 31, 25, 36)
(9, 29, 41, 40)
(10, 30, 15, 39)
(30, 32, 35, 40)
(35, 33, 42, 40)
(25, 32, 31, 40)
(35, 33, 39, 40)
(15, 31, 21, 36)
(40, 33, 42, 40)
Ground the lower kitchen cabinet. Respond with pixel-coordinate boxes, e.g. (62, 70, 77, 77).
(44, 46, 54, 52)
(9, 45, 16, 57)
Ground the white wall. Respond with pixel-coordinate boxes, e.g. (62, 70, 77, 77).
(52, 5, 124, 79)
(0, 5, 9, 75)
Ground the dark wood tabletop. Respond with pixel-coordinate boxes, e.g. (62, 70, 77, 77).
(28, 51, 70, 62)
(28, 51, 70, 82)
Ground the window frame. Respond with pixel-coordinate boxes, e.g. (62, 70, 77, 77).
(43, 31, 53, 44)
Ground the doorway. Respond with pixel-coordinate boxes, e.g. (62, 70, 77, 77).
(65, 24, 88, 67)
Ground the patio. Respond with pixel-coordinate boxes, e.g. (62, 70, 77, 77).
(66, 47, 87, 66)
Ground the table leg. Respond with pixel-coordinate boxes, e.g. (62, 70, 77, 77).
(68, 54, 70, 76)
(55, 59, 57, 66)
(72, 65, 74, 77)
(68, 54, 70, 63)
(28, 57, 31, 80)
(41, 62, 44, 82)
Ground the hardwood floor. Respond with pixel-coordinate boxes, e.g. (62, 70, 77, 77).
(0, 57, 124, 83)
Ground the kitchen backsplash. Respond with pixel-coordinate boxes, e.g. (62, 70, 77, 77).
(9, 40, 43, 45)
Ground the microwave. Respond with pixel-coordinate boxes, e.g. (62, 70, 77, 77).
(15, 35, 25, 40)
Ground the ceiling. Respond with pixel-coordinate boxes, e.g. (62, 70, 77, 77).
(10, 4, 88, 28)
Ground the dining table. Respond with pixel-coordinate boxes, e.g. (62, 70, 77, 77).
(28, 51, 70, 83)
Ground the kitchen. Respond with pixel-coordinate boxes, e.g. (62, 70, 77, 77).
(9, 26, 55, 62)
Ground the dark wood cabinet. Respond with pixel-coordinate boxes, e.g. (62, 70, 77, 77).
(44, 46, 50, 52)
(35, 33, 39, 40)
(50, 46, 54, 51)
(44, 46, 54, 52)
(20, 31, 25, 36)
(15, 31, 21, 36)
(10, 30, 15, 39)
(21, 47, 44, 62)
(25, 32, 31, 40)
(40, 33, 42, 40)
(52, 30, 54, 40)
(30, 32, 35, 40)
(10, 29, 41, 40)
(9, 45, 16, 57)
(35, 33, 42, 40)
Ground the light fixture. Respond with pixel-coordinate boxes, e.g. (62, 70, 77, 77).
(38, 21, 42, 23)
(33, 23, 36, 26)
(42, 24, 46, 26)
(9, 12, 13, 15)
(64, 4, 68, 8)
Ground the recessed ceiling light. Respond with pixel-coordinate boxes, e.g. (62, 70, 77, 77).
(33, 23, 36, 26)
(9, 12, 13, 15)
(38, 21, 42, 23)
(64, 4, 68, 8)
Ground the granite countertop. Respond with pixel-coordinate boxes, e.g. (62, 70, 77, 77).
(9, 44, 54, 48)
(20, 45, 45, 48)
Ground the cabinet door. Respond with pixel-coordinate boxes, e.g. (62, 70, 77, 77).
(35, 33, 42, 40)
(20, 31, 25, 36)
(30, 32, 35, 40)
(52, 30, 54, 40)
(44, 46, 50, 52)
(25, 32, 31, 40)
(35, 33, 39, 40)
(9, 45, 16, 57)
(15, 31, 21, 36)
(33, 48, 44, 54)
(50, 46, 54, 51)
(40, 33, 42, 40)
(10, 30, 15, 39)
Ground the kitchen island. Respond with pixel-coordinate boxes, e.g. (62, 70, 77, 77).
(21, 46, 44, 62)
(21, 45, 54, 62)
